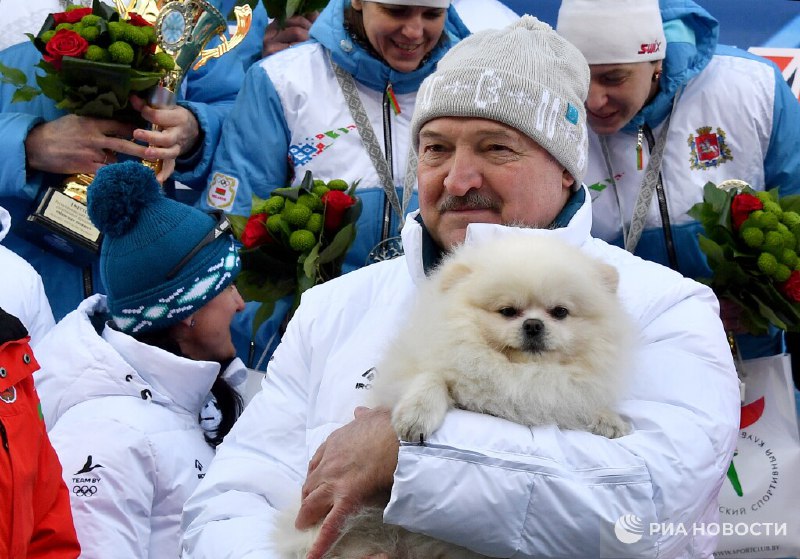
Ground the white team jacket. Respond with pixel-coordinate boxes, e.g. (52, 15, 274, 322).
(0, 205, 54, 344)
(182, 187, 740, 558)
(34, 294, 248, 559)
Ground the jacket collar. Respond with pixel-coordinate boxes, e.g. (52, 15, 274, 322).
(309, 0, 470, 95)
(102, 321, 221, 417)
(403, 185, 593, 283)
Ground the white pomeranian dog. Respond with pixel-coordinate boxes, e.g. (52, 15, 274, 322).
(275, 235, 635, 559)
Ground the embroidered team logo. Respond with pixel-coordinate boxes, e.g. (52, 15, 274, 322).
(289, 124, 358, 167)
(207, 172, 238, 209)
(0, 386, 16, 404)
(687, 126, 733, 170)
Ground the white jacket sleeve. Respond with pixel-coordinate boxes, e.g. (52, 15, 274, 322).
(384, 276, 741, 558)
(47, 416, 155, 559)
(181, 312, 314, 559)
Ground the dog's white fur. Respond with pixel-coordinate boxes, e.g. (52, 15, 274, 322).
(275, 235, 634, 559)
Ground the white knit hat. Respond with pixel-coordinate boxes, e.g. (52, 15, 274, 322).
(365, 0, 450, 7)
(556, 0, 666, 64)
(410, 15, 590, 184)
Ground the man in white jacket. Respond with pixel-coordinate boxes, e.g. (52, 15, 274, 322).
(181, 16, 740, 559)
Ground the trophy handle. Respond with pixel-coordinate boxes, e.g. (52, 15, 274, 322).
(192, 5, 253, 71)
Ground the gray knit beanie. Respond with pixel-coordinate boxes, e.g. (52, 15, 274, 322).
(410, 15, 590, 184)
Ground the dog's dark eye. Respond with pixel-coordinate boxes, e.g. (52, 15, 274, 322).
(549, 306, 569, 319)
(498, 306, 518, 318)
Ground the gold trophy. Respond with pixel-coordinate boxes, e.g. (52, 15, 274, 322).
(24, 0, 251, 265)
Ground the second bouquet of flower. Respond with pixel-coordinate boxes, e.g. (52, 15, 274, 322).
(229, 171, 361, 335)
(689, 180, 800, 335)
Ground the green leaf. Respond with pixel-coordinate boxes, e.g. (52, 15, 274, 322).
(263, 0, 287, 23)
(302, 0, 330, 12)
(299, 170, 314, 193)
(227, 214, 249, 241)
(778, 193, 800, 214)
(286, 0, 303, 18)
(35, 72, 64, 102)
(302, 242, 321, 279)
(11, 86, 41, 103)
(318, 223, 355, 265)
(0, 62, 29, 86)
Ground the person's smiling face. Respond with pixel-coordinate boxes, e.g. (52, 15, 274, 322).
(585, 62, 660, 135)
(352, 0, 447, 73)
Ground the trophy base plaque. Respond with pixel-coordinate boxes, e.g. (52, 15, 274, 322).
(21, 184, 102, 268)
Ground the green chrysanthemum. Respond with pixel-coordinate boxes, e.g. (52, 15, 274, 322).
(78, 25, 100, 42)
(289, 229, 317, 252)
(283, 205, 312, 228)
(326, 179, 348, 191)
(311, 185, 329, 197)
(774, 263, 792, 283)
(741, 227, 765, 248)
(108, 41, 134, 64)
(780, 249, 798, 269)
(763, 200, 783, 219)
(263, 196, 285, 215)
(84, 45, 110, 62)
(153, 52, 175, 71)
(763, 230, 784, 254)
(297, 193, 322, 212)
(757, 252, 778, 276)
(266, 214, 284, 235)
(306, 213, 323, 234)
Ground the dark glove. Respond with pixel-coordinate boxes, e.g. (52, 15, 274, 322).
(0, 307, 29, 346)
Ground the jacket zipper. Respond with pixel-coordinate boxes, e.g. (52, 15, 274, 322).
(643, 124, 680, 271)
(380, 84, 394, 243)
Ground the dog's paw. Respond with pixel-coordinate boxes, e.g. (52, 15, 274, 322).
(588, 410, 631, 439)
(392, 399, 447, 443)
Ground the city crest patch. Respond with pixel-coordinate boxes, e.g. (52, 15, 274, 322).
(687, 126, 733, 170)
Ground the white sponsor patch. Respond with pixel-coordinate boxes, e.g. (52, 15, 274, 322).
(207, 173, 238, 209)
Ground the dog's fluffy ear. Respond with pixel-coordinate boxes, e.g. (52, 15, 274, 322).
(596, 261, 620, 294)
(437, 261, 473, 292)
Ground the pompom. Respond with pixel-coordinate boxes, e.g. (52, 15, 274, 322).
(87, 162, 162, 238)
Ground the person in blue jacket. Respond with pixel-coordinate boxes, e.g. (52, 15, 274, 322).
(0, 0, 258, 321)
(556, 0, 800, 360)
(187, 0, 471, 367)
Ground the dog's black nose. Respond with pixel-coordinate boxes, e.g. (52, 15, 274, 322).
(523, 318, 544, 338)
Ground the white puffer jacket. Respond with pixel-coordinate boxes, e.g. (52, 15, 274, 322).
(34, 294, 248, 559)
(0, 205, 54, 345)
(182, 187, 740, 558)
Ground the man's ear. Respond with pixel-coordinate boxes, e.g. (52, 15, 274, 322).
(562, 169, 576, 190)
(351, 0, 363, 11)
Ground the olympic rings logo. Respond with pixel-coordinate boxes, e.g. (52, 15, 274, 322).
(72, 485, 98, 497)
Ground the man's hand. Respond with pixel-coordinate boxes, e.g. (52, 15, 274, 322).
(262, 12, 319, 57)
(297, 406, 399, 559)
(24, 114, 142, 175)
(130, 95, 201, 182)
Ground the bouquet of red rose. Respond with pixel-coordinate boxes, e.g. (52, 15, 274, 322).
(228, 171, 361, 335)
(0, 1, 171, 119)
(688, 180, 800, 335)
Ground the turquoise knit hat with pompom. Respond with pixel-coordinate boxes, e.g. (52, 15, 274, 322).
(87, 161, 240, 334)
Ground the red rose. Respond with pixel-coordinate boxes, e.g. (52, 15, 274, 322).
(43, 29, 89, 71)
(127, 13, 153, 27)
(52, 7, 92, 24)
(731, 192, 763, 230)
(322, 190, 356, 230)
(241, 213, 272, 249)
(780, 271, 800, 303)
